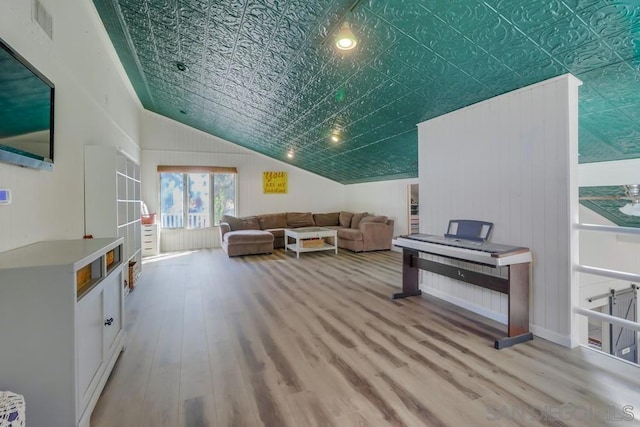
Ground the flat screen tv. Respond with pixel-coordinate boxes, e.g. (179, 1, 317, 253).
(0, 37, 54, 171)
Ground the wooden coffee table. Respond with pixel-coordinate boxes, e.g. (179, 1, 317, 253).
(284, 227, 338, 258)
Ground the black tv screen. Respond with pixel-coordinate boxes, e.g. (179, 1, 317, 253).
(0, 37, 54, 171)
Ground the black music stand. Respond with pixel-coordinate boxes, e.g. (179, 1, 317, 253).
(444, 219, 493, 242)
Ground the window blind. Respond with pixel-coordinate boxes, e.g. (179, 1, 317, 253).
(157, 165, 237, 174)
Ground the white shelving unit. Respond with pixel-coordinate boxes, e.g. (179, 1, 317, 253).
(0, 238, 126, 427)
(85, 146, 142, 291)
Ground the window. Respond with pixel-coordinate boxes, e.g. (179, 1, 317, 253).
(158, 166, 236, 229)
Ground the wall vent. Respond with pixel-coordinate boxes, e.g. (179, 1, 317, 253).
(33, 0, 53, 39)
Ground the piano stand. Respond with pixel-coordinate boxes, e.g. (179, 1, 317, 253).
(395, 248, 533, 349)
(495, 332, 534, 349)
(393, 248, 422, 299)
(392, 290, 422, 299)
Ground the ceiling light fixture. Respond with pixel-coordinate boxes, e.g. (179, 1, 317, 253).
(176, 61, 188, 72)
(619, 184, 640, 217)
(335, 21, 357, 51)
(287, 151, 294, 159)
(323, 0, 361, 51)
(330, 128, 342, 142)
(619, 202, 640, 216)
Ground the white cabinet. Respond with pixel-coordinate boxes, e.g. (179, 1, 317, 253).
(141, 223, 159, 257)
(0, 238, 126, 427)
(85, 145, 142, 288)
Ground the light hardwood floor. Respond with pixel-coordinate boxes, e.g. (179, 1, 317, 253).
(92, 249, 640, 427)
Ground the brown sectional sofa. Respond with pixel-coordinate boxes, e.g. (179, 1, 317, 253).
(219, 211, 394, 257)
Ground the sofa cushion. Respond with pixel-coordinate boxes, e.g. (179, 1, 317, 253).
(241, 216, 261, 230)
(313, 212, 340, 227)
(224, 230, 274, 244)
(264, 228, 285, 238)
(339, 211, 354, 227)
(221, 215, 260, 231)
(350, 212, 369, 228)
(337, 228, 363, 241)
(360, 215, 388, 224)
(220, 215, 241, 230)
(258, 213, 287, 230)
(287, 212, 315, 228)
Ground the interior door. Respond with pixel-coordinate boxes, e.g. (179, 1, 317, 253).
(609, 287, 638, 363)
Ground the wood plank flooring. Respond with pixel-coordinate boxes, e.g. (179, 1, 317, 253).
(91, 249, 640, 427)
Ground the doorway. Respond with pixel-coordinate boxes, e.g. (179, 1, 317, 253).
(609, 286, 638, 363)
(408, 184, 419, 234)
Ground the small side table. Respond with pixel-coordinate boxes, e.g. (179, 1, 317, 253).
(0, 391, 25, 426)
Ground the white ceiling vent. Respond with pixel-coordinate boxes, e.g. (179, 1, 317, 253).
(33, 0, 53, 39)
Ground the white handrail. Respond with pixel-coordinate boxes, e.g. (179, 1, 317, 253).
(574, 306, 640, 333)
(575, 223, 640, 236)
(575, 264, 640, 283)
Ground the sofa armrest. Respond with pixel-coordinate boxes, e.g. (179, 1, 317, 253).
(359, 219, 394, 251)
(219, 222, 231, 240)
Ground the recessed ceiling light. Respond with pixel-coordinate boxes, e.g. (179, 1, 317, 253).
(335, 21, 357, 51)
(179, 109, 187, 114)
(287, 151, 294, 159)
(331, 132, 340, 143)
(176, 61, 188, 72)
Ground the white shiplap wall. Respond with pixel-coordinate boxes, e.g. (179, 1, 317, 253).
(0, 0, 141, 253)
(140, 111, 347, 252)
(344, 178, 419, 240)
(418, 75, 581, 346)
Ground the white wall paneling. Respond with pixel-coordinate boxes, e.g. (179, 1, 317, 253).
(417, 74, 582, 346)
(579, 158, 640, 187)
(140, 111, 346, 251)
(344, 178, 419, 242)
(0, 0, 141, 253)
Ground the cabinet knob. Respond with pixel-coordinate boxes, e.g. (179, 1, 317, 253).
(104, 317, 114, 326)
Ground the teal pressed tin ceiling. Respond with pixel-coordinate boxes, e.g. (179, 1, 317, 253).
(94, 0, 640, 184)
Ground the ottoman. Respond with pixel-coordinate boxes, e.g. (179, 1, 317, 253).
(222, 230, 274, 257)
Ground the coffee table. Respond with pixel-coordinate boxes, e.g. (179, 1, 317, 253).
(284, 227, 338, 258)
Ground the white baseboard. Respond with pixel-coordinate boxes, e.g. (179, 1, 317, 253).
(421, 286, 508, 325)
(529, 324, 572, 347)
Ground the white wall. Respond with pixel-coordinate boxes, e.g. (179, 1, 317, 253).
(344, 178, 419, 239)
(140, 111, 346, 251)
(418, 75, 581, 346)
(0, 0, 141, 252)
(579, 158, 640, 186)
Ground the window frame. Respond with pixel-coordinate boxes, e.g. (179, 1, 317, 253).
(158, 166, 237, 229)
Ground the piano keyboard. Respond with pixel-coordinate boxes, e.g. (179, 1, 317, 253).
(393, 234, 531, 267)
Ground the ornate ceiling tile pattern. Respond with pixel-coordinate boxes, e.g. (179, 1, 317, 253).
(94, 0, 640, 184)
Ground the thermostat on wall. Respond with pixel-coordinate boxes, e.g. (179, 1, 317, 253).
(0, 189, 11, 204)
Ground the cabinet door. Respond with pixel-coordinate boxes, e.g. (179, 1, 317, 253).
(103, 271, 123, 357)
(77, 286, 104, 413)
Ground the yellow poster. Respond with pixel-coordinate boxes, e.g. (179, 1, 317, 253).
(263, 171, 288, 194)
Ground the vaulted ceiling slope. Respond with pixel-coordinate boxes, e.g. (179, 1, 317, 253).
(94, 0, 640, 184)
